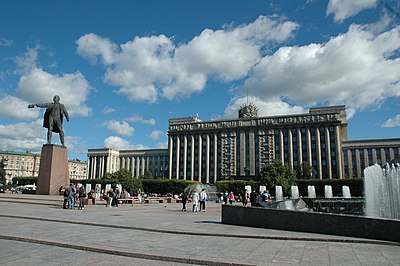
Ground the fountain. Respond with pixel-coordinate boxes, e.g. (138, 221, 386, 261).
(324, 185, 333, 198)
(184, 183, 219, 201)
(364, 164, 400, 219)
(290, 185, 299, 199)
(275, 186, 283, 201)
(342, 185, 351, 199)
(307, 185, 316, 198)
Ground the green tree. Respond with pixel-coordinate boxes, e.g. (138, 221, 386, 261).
(297, 162, 317, 179)
(110, 169, 142, 194)
(259, 159, 297, 195)
(0, 159, 6, 185)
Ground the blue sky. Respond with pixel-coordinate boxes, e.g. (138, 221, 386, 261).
(1, 0, 400, 161)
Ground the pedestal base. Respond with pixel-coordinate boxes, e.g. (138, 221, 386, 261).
(36, 144, 70, 195)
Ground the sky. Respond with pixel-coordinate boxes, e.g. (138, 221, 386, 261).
(0, 0, 400, 161)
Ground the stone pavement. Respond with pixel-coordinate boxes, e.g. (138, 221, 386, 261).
(0, 194, 399, 266)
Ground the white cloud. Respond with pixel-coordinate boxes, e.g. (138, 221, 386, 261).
(0, 95, 39, 120)
(224, 96, 306, 119)
(76, 33, 118, 65)
(103, 120, 134, 136)
(16, 67, 91, 117)
(0, 38, 13, 47)
(14, 46, 39, 75)
(125, 115, 156, 125)
(241, 23, 400, 115)
(103, 136, 148, 150)
(0, 120, 46, 153)
(149, 130, 164, 140)
(156, 141, 168, 149)
(326, 0, 377, 22)
(76, 16, 298, 102)
(103, 106, 116, 114)
(382, 114, 400, 127)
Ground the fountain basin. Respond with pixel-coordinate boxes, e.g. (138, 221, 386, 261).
(222, 205, 400, 243)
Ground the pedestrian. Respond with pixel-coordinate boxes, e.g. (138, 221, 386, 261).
(192, 189, 199, 212)
(250, 190, 256, 206)
(180, 191, 188, 211)
(223, 191, 228, 205)
(67, 183, 76, 209)
(199, 188, 207, 212)
(242, 190, 249, 207)
(63, 186, 69, 209)
(78, 185, 86, 210)
(228, 191, 235, 205)
(113, 189, 119, 207)
(107, 189, 114, 207)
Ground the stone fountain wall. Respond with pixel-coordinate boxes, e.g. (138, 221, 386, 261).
(221, 205, 400, 243)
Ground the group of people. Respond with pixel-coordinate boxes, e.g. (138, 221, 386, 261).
(179, 188, 208, 212)
(62, 184, 86, 210)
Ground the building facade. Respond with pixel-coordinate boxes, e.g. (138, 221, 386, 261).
(168, 105, 348, 182)
(87, 148, 168, 179)
(86, 104, 400, 183)
(0, 150, 88, 183)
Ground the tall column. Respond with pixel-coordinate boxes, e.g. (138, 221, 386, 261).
(279, 130, 284, 163)
(93, 156, 97, 178)
(191, 135, 195, 181)
(176, 136, 180, 179)
(206, 134, 210, 183)
(381, 148, 386, 165)
(306, 128, 312, 167)
(316, 127, 322, 179)
(183, 135, 187, 180)
(347, 150, 353, 178)
(168, 136, 173, 179)
(355, 149, 361, 177)
(372, 149, 378, 164)
(325, 127, 332, 179)
(364, 148, 369, 167)
(297, 128, 303, 166)
(288, 129, 293, 168)
(389, 148, 395, 163)
(214, 134, 218, 183)
(141, 157, 145, 176)
(249, 130, 255, 175)
(335, 125, 343, 179)
(131, 157, 135, 177)
(136, 156, 140, 178)
(198, 134, 202, 182)
(240, 131, 246, 176)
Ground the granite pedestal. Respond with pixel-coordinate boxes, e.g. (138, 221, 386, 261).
(36, 144, 69, 195)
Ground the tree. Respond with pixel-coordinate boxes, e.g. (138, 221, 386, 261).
(259, 159, 297, 195)
(297, 162, 317, 179)
(0, 159, 6, 185)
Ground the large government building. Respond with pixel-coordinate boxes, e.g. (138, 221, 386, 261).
(87, 104, 400, 183)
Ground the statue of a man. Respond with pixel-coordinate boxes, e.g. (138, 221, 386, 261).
(28, 95, 70, 147)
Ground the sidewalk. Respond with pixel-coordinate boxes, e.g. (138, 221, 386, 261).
(0, 194, 399, 265)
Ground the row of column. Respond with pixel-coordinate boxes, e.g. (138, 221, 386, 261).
(89, 154, 161, 179)
(278, 126, 342, 179)
(169, 134, 218, 183)
(345, 147, 400, 177)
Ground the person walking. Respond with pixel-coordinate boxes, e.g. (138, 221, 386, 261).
(180, 192, 188, 211)
(242, 190, 249, 207)
(67, 184, 76, 209)
(199, 188, 207, 212)
(192, 190, 199, 212)
(223, 191, 229, 205)
(78, 185, 86, 210)
(228, 191, 235, 205)
(63, 187, 69, 209)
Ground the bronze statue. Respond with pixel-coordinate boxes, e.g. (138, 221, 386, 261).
(28, 95, 70, 147)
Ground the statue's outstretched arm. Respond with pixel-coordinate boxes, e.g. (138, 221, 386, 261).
(27, 103, 51, 109)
